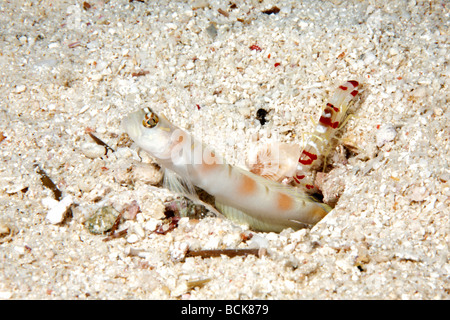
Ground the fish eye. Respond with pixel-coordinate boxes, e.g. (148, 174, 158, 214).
(143, 112, 159, 128)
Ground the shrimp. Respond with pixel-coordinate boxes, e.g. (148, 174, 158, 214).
(123, 107, 331, 232)
(248, 80, 360, 193)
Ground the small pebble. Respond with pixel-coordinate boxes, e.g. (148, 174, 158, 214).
(85, 206, 120, 234)
(145, 218, 160, 232)
(0, 224, 10, 235)
(44, 250, 55, 260)
(170, 242, 189, 261)
(43, 195, 73, 224)
(132, 163, 163, 185)
(122, 200, 141, 220)
(409, 186, 428, 202)
(78, 176, 96, 192)
(0, 222, 16, 243)
(363, 52, 377, 65)
(80, 142, 106, 159)
(247, 234, 269, 249)
(185, 61, 195, 70)
(18, 36, 28, 44)
(14, 85, 27, 93)
(166, 22, 177, 30)
(376, 124, 397, 147)
(205, 23, 218, 38)
(126, 234, 139, 244)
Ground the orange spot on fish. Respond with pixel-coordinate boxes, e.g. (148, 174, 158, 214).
(277, 192, 294, 210)
(201, 161, 219, 172)
(239, 175, 257, 195)
(201, 153, 220, 172)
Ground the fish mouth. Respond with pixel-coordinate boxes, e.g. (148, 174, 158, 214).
(122, 109, 145, 141)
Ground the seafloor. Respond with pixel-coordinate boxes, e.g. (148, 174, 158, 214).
(0, 0, 448, 299)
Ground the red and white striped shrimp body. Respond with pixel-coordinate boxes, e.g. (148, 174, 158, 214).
(293, 80, 359, 192)
(249, 81, 359, 193)
(124, 108, 331, 232)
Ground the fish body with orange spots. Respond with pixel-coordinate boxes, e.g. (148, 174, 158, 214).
(124, 107, 331, 232)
